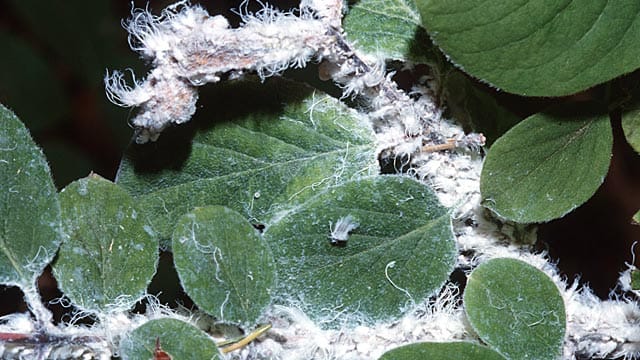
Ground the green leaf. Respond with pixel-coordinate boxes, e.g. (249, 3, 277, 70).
(631, 268, 640, 290)
(267, 176, 456, 326)
(464, 258, 565, 360)
(0, 104, 62, 288)
(622, 107, 640, 154)
(343, 0, 436, 63)
(417, 0, 640, 96)
(116, 80, 377, 246)
(633, 210, 640, 225)
(54, 174, 158, 313)
(119, 318, 221, 360)
(480, 107, 612, 223)
(379, 341, 507, 360)
(172, 206, 276, 326)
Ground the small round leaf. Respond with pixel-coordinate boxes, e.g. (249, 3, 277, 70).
(119, 318, 221, 360)
(379, 341, 506, 360)
(464, 258, 565, 360)
(55, 174, 158, 313)
(172, 206, 276, 326)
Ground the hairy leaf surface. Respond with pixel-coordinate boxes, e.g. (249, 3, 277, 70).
(172, 206, 275, 326)
(480, 107, 612, 223)
(379, 341, 506, 360)
(418, 0, 640, 96)
(55, 174, 157, 313)
(464, 258, 565, 360)
(267, 176, 455, 326)
(0, 105, 62, 288)
(119, 318, 221, 360)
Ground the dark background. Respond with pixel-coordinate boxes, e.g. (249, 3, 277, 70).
(0, 0, 638, 322)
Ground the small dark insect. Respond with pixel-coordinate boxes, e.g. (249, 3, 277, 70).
(252, 223, 266, 233)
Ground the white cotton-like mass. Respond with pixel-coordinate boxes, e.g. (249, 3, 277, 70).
(105, 2, 334, 143)
(330, 215, 359, 243)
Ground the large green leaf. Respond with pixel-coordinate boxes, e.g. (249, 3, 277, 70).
(54, 174, 158, 313)
(417, 0, 640, 96)
(116, 80, 377, 246)
(267, 176, 456, 325)
(172, 206, 276, 326)
(343, 0, 436, 63)
(480, 107, 612, 223)
(0, 105, 62, 288)
(119, 318, 221, 360)
(379, 341, 507, 360)
(464, 258, 565, 360)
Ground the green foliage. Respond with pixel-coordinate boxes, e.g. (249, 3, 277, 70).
(417, 0, 640, 96)
(2, 0, 639, 358)
(54, 174, 158, 313)
(631, 268, 640, 291)
(480, 106, 612, 223)
(116, 80, 377, 247)
(118, 81, 456, 326)
(0, 105, 62, 289)
(622, 106, 640, 154)
(267, 176, 456, 325)
(119, 318, 221, 360)
(464, 258, 566, 360)
(343, 0, 435, 62)
(379, 341, 506, 360)
(172, 206, 276, 326)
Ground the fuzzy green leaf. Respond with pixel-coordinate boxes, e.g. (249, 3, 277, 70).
(631, 268, 640, 290)
(622, 107, 640, 154)
(480, 107, 612, 223)
(0, 105, 62, 288)
(464, 258, 565, 360)
(55, 174, 158, 313)
(417, 0, 640, 96)
(267, 176, 456, 326)
(119, 318, 221, 360)
(379, 341, 507, 360)
(172, 206, 276, 326)
(633, 210, 640, 225)
(116, 80, 377, 246)
(343, 0, 435, 62)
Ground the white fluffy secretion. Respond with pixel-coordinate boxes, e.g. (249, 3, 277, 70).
(104, 0, 453, 144)
(329, 215, 359, 244)
(105, 1, 330, 142)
